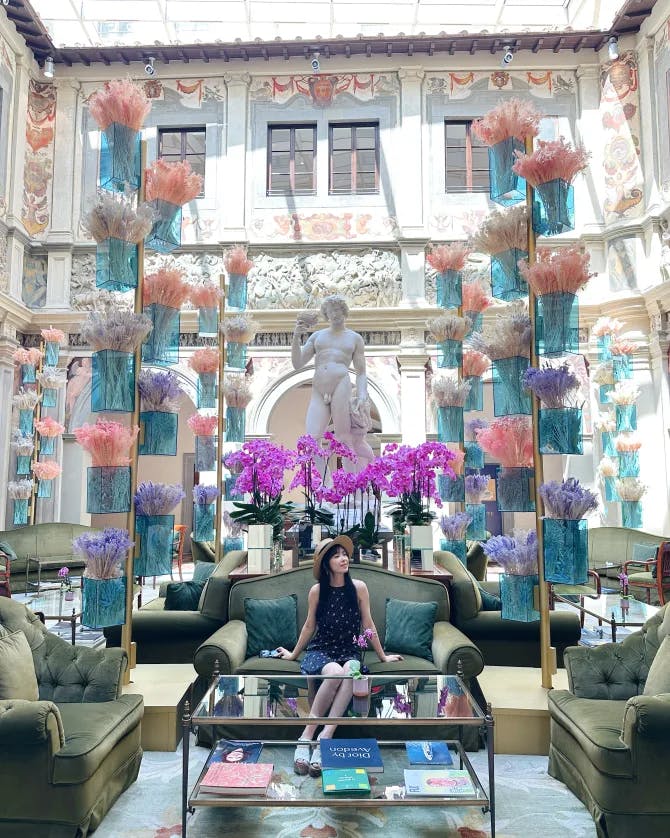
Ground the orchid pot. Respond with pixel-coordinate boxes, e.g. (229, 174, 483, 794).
(96, 238, 138, 292)
(247, 524, 274, 573)
(542, 518, 588, 585)
(488, 137, 526, 206)
(409, 525, 434, 572)
(532, 178, 575, 236)
(139, 411, 178, 456)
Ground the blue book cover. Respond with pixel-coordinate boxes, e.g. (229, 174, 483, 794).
(208, 739, 263, 766)
(405, 741, 453, 766)
(320, 738, 384, 773)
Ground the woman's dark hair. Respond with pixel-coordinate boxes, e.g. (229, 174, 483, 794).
(316, 543, 360, 624)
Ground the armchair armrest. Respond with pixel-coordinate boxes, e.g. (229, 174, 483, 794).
(587, 569, 601, 595)
(432, 620, 484, 680)
(193, 620, 248, 677)
(0, 699, 64, 751)
(622, 694, 670, 756)
(623, 558, 655, 575)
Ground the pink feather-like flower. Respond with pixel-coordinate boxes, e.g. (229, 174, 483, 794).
(518, 246, 594, 296)
(32, 461, 62, 480)
(476, 416, 534, 467)
(34, 417, 65, 437)
(88, 79, 151, 131)
(188, 348, 219, 374)
(143, 266, 191, 308)
(471, 98, 543, 146)
(463, 350, 490, 378)
(512, 137, 590, 186)
(187, 413, 218, 436)
(145, 159, 203, 205)
(74, 420, 139, 466)
(426, 243, 471, 273)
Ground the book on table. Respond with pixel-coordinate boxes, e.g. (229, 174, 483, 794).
(320, 738, 384, 773)
(404, 769, 476, 797)
(199, 762, 274, 795)
(405, 741, 453, 766)
(322, 768, 372, 796)
(207, 739, 263, 766)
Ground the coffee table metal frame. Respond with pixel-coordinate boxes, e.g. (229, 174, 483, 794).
(29, 584, 82, 645)
(553, 591, 659, 642)
(182, 671, 494, 837)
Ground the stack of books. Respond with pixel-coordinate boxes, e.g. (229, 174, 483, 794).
(404, 740, 475, 797)
(199, 739, 273, 796)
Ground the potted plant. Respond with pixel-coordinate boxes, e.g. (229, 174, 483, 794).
(483, 530, 539, 622)
(288, 434, 338, 551)
(72, 528, 133, 629)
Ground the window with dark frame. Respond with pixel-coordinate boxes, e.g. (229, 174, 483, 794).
(445, 121, 489, 193)
(267, 124, 317, 195)
(158, 128, 206, 197)
(329, 122, 380, 194)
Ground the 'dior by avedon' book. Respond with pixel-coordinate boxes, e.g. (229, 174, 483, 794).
(320, 739, 384, 773)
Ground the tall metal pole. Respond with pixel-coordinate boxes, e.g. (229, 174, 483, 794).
(525, 135, 556, 688)
(121, 139, 147, 682)
(214, 274, 226, 563)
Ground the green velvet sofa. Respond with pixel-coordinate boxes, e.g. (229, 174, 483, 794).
(0, 523, 98, 594)
(190, 536, 216, 564)
(104, 550, 248, 663)
(588, 526, 669, 578)
(436, 550, 581, 667)
(548, 604, 670, 838)
(0, 597, 143, 837)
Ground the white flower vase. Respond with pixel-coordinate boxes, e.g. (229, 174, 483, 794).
(247, 524, 274, 573)
(409, 525, 434, 571)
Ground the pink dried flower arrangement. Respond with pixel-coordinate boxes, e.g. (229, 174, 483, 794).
(221, 314, 258, 344)
(143, 266, 191, 309)
(463, 350, 490, 378)
(188, 348, 219, 374)
(145, 159, 203, 206)
(74, 419, 139, 466)
(187, 414, 218, 436)
(190, 282, 223, 309)
(462, 279, 492, 313)
(32, 461, 62, 481)
(13, 347, 43, 366)
(34, 417, 65, 437)
(476, 416, 534, 467)
(426, 243, 471, 273)
(592, 317, 624, 337)
(471, 98, 543, 146)
(518, 246, 594, 296)
(41, 327, 66, 344)
(610, 339, 635, 356)
(88, 79, 151, 131)
(512, 137, 590, 187)
(614, 433, 642, 452)
(224, 246, 254, 276)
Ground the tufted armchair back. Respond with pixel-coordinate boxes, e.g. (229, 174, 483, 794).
(0, 597, 126, 703)
(564, 603, 669, 700)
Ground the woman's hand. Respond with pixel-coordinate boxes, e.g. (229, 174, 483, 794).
(276, 647, 296, 660)
(382, 653, 403, 663)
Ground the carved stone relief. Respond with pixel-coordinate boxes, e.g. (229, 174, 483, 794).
(0, 231, 8, 293)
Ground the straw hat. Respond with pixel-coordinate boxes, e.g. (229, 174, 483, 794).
(312, 535, 354, 580)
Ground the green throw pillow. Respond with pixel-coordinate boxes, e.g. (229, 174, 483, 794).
(0, 630, 39, 701)
(644, 636, 670, 695)
(0, 540, 17, 561)
(384, 598, 437, 662)
(192, 562, 217, 584)
(164, 581, 206, 611)
(478, 585, 502, 611)
(244, 594, 298, 658)
(632, 543, 660, 578)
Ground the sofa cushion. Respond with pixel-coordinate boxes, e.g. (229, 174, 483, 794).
(164, 581, 206, 611)
(192, 561, 217, 584)
(0, 630, 39, 701)
(643, 636, 670, 695)
(198, 550, 248, 622)
(384, 598, 437, 661)
(0, 540, 17, 561)
(479, 586, 502, 611)
(244, 594, 298, 658)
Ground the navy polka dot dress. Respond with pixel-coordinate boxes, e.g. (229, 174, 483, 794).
(300, 587, 360, 676)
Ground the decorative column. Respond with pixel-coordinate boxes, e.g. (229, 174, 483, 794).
(575, 65, 603, 235)
(5, 56, 31, 302)
(400, 245, 428, 306)
(396, 69, 425, 238)
(645, 300, 670, 532)
(397, 329, 429, 445)
(0, 320, 17, 529)
(221, 74, 250, 241)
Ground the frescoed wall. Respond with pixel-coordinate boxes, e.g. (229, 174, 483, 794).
(21, 80, 57, 237)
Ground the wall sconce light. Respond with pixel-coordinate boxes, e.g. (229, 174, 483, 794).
(43, 57, 55, 79)
(608, 36, 619, 61)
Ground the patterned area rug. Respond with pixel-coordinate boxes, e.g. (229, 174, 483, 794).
(95, 739, 596, 838)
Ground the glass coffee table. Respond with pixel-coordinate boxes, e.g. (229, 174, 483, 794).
(553, 591, 659, 642)
(28, 584, 82, 645)
(182, 672, 494, 836)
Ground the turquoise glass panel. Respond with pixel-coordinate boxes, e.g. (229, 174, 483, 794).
(45, 341, 60, 366)
(139, 411, 178, 456)
(496, 467, 535, 512)
(224, 476, 243, 501)
(42, 387, 57, 407)
(602, 431, 615, 457)
(439, 539, 466, 564)
(92, 350, 135, 413)
(543, 518, 588, 585)
(142, 303, 180, 366)
(500, 573, 540, 622)
(146, 199, 182, 253)
(199, 306, 218, 337)
(532, 179, 575, 236)
(612, 355, 632, 381)
(438, 473, 465, 503)
(194, 503, 216, 542)
(37, 478, 52, 499)
(224, 536, 244, 553)
(604, 476, 619, 502)
(464, 376, 483, 412)
(539, 407, 583, 455)
(465, 503, 486, 540)
(437, 405, 464, 443)
(597, 334, 612, 362)
(535, 292, 579, 356)
(96, 237, 138, 291)
(615, 404, 637, 433)
(491, 248, 529, 301)
(99, 123, 140, 191)
(492, 356, 531, 416)
(87, 466, 131, 514)
(464, 441, 485, 470)
(622, 501, 643, 529)
(618, 451, 639, 478)
(16, 455, 31, 475)
(82, 576, 127, 629)
(436, 270, 462, 309)
(226, 341, 247, 370)
(19, 410, 34, 435)
(227, 273, 248, 310)
(39, 436, 56, 457)
(21, 364, 36, 384)
(197, 372, 217, 409)
(135, 514, 175, 577)
(489, 137, 526, 206)
(13, 498, 29, 526)
(226, 406, 245, 443)
(464, 311, 483, 335)
(195, 435, 217, 471)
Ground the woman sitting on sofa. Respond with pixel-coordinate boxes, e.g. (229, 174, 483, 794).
(276, 535, 403, 777)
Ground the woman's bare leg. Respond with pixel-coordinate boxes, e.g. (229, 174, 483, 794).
(319, 660, 357, 740)
(299, 662, 346, 741)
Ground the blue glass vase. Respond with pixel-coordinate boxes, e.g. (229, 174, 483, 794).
(464, 441, 484, 470)
(436, 270, 462, 309)
(464, 376, 483, 412)
(45, 341, 60, 366)
(535, 292, 579, 356)
(195, 435, 217, 472)
(135, 514, 175, 576)
(86, 466, 131, 514)
(597, 334, 612, 362)
(199, 306, 218, 337)
(226, 406, 245, 443)
(13, 498, 29, 526)
(438, 473, 465, 503)
(139, 411, 178, 456)
(615, 404, 637, 433)
(146, 199, 182, 253)
(226, 341, 247, 370)
(496, 467, 535, 512)
(39, 436, 56, 457)
(599, 384, 613, 403)
(491, 248, 529, 301)
(612, 355, 632, 381)
(464, 311, 483, 335)
(532, 179, 575, 236)
(489, 137, 525, 206)
(142, 304, 180, 366)
(439, 539, 466, 564)
(224, 536, 244, 553)
(42, 387, 57, 408)
(92, 350, 135, 413)
(543, 518, 588, 585)
(622, 501, 643, 529)
(539, 407, 583, 455)
(618, 451, 639, 478)
(601, 431, 615, 457)
(437, 405, 464, 443)
(194, 503, 216, 542)
(197, 372, 217, 409)
(604, 476, 619, 502)
(227, 273, 248, 310)
(19, 410, 34, 435)
(82, 576, 127, 629)
(96, 238, 138, 292)
(21, 364, 36, 384)
(16, 454, 31, 475)
(465, 503, 486, 540)
(224, 476, 243, 501)
(99, 123, 140, 191)
(492, 356, 531, 416)
(500, 573, 540, 622)
(37, 479, 52, 499)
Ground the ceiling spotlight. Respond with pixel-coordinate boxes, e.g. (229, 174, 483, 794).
(501, 45, 514, 67)
(310, 51, 320, 74)
(608, 36, 619, 61)
(43, 57, 55, 79)
(144, 56, 156, 77)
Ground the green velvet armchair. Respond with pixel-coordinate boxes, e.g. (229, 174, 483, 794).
(548, 604, 670, 838)
(0, 598, 143, 837)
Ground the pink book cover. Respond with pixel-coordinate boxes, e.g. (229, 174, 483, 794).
(201, 762, 273, 792)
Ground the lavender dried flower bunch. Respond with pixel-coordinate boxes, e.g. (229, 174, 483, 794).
(223, 510, 243, 536)
(138, 369, 184, 412)
(465, 418, 488, 442)
(82, 190, 153, 244)
(11, 430, 34, 456)
(8, 479, 33, 499)
(193, 485, 220, 505)
(465, 473, 489, 504)
(134, 481, 185, 516)
(522, 364, 580, 409)
(483, 530, 538, 575)
(438, 512, 472, 540)
(81, 310, 152, 352)
(72, 528, 133, 579)
(469, 301, 531, 360)
(539, 478, 599, 519)
(431, 375, 471, 407)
